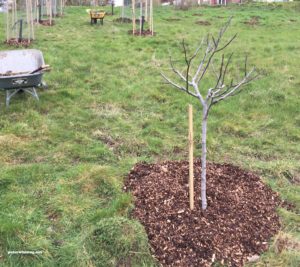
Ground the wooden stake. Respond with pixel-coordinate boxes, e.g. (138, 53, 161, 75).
(60, 0, 63, 16)
(25, 0, 30, 42)
(121, 0, 124, 18)
(150, 0, 153, 35)
(132, 0, 136, 35)
(49, 0, 52, 26)
(188, 104, 194, 210)
(30, 0, 35, 40)
(140, 0, 142, 35)
(13, 0, 17, 38)
(6, 2, 9, 41)
(145, 0, 148, 21)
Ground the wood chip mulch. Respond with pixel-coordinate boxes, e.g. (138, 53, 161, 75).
(124, 160, 281, 267)
(128, 30, 155, 36)
(38, 19, 55, 26)
(114, 17, 140, 23)
(4, 38, 32, 47)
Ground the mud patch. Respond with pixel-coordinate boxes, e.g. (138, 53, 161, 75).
(244, 16, 261, 26)
(195, 20, 211, 26)
(164, 18, 181, 22)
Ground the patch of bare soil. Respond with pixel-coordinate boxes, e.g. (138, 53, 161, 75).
(164, 18, 181, 22)
(38, 19, 55, 26)
(124, 159, 281, 267)
(4, 38, 32, 47)
(114, 17, 140, 23)
(244, 16, 261, 26)
(192, 13, 203, 17)
(195, 20, 211, 26)
(128, 29, 155, 36)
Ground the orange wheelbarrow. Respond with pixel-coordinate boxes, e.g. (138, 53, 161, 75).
(89, 10, 106, 25)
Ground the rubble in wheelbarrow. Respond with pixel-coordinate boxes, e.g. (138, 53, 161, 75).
(0, 71, 29, 77)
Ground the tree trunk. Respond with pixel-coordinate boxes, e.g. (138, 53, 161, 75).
(201, 106, 208, 210)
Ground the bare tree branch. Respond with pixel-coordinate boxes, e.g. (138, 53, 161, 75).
(169, 56, 193, 86)
(211, 68, 257, 105)
(161, 72, 198, 98)
(182, 38, 204, 92)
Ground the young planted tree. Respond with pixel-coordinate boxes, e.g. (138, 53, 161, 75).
(161, 18, 259, 210)
(5, 0, 35, 44)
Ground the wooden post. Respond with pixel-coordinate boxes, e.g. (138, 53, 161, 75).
(145, 0, 148, 21)
(132, 0, 136, 35)
(188, 104, 194, 210)
(49, 0, 52, 26)
(60, 0, 64, 16)
(6, 1, 9, 42)
(25, 0, 30, 42)
(121, 0, 124, 18)
(140, 0, 142, 35)
(13, 0, 17, 38)
(150, 0, 153, 35)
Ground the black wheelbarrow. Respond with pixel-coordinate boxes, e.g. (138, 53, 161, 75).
(0, 49, 50, 106)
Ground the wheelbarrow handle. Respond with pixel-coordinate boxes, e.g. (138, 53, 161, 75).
(30, 65, 51, 74)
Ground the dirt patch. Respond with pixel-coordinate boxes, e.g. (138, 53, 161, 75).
(164, 18, 181, 22)
(92, 129, 120, 150)
(274, 234, 300, 254)
(244, 16, 261, 26)
(38, 19, 55, 26)
(4, 38, 32, 47)
(124, 159, 281, 267)
(114, 17, 140, 23)
(282, 170, 300, 185)
(192, 13, 203, 17)
(128, 29, 155, 36)
(47, 210, 61, 222)
(195, 20, 211, 26)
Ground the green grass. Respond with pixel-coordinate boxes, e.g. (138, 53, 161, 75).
(0, 3, 299, 266)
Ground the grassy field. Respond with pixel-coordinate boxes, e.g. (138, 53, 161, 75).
(0, 3, 299, 267)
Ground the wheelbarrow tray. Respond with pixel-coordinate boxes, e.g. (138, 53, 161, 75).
(90, 10, 105, 19)
(0, 49, 45, 90)
(0, 72, 43, 89)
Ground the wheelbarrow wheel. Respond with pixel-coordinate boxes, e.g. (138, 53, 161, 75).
(38, 82, 48, 90)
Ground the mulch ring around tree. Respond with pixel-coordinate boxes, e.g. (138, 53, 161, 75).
(4, 38, 32, 47)
(128, 29, 155, 36)
(114, 17, 140, 23)
(195, 20, 211, 26)
(124, 159, 281, 267)
(38, 19, 55, 26)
